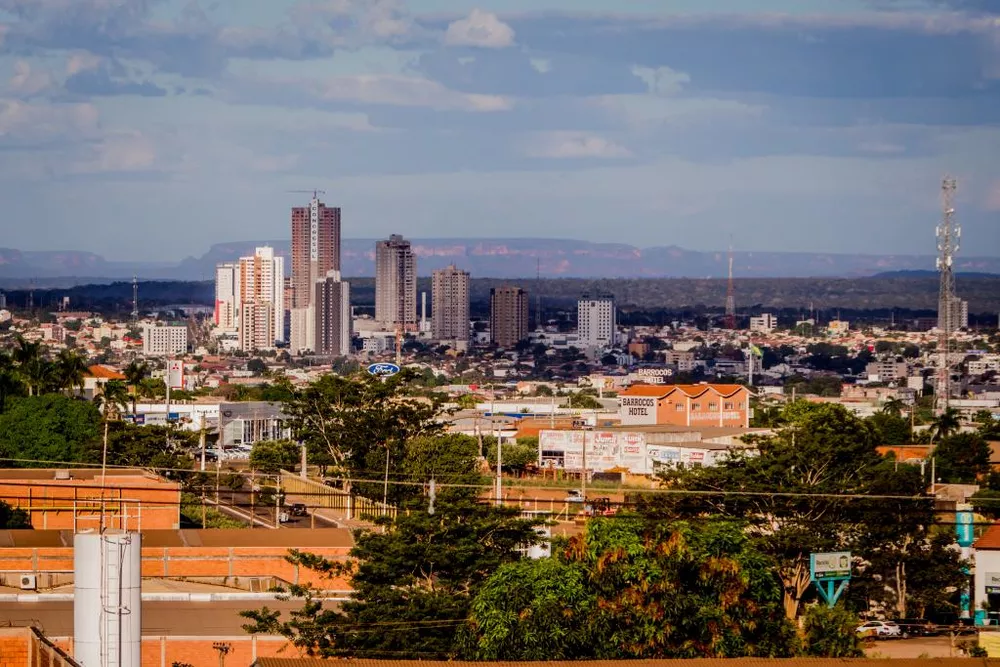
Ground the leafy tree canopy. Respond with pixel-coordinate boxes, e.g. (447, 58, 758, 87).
(0, 395, 101, 467)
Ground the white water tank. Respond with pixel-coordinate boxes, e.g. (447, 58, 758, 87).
(74, 531, 143, 667)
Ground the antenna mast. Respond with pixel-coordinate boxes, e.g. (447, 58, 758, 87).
(724, 243, 736, 329)
(131, 275, 139, 323)
(935, 176, 959, 413)
(535, 258, 542, 330)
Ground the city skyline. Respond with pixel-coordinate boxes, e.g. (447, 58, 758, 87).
(0, 0, 998, 260)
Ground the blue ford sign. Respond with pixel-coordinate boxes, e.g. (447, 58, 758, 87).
(367, 362, 400, 377)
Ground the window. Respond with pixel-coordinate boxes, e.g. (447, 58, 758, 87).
(737, 402, 744, 409)
(675, 403, 683, 412)
(708, 402, 717, 410)
(724, 401, 733, 410)
(692, 403, 700, 410)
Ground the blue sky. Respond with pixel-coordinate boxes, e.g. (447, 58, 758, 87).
(0, 0, 998, 261)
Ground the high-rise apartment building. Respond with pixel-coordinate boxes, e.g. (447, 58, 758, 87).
(490, 286, 529, 348)
(375, 234, 417, 331)
(237, 246, 285, 350)
(577, 293, 616, 349)
(314, 271, 352, 356)
(290, 194, 342, 351)
(214, 263, 239, 332)
(142, 324, 187, 356)
(431, 265, 470, 343)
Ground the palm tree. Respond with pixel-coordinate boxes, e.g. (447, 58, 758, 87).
(12, 337, 47, 396)
(930, 407, 962, 442)
(123, 360, 149, 416)
(881, 397, 906, 418)
(54, 349, 89, 395)
(95, 380, 129, 486)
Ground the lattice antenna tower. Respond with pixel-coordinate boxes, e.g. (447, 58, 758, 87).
(535, 258, 542, 330)
(131, 275, 139, 322)
(724, 242, 736, 329)
(935, 177, 959, 412)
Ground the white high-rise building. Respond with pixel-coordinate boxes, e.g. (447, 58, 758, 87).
(578, 293, 616, 349)
(214, 263, 239, 332)
(215, 246, 285, 351)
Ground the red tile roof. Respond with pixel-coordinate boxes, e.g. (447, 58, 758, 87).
(976, 523, 1000, 549)
(619, 384, 750, 399)
(85, 365, 126, 380)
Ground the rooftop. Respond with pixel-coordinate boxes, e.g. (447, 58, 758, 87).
(0, 528, 354, 549)
(618, 384, 750, 398)
(84, 365, 126, 380)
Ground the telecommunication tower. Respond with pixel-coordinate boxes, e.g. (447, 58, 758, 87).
(724, 244, 736, 330)
(131, 275, 139, 322)
(935, 177, 959, 413)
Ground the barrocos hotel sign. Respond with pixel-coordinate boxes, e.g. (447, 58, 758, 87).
(620, 396, 658, 425)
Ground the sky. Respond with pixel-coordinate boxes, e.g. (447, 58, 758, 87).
(0, 0, 998, 262)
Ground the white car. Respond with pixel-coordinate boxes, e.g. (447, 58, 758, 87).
(857, 621, 901, 638)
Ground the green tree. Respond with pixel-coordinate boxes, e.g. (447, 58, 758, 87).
(868, 412, 911, 446)
(933, 432, 991, 483)
(645, 404, 910, 621)
(123, 360, 150, 415)
(103, 423, 196, 471)
(467, 519, 798, 660)
(561, 392, 602, 410)
(280, 371, 445, 504)
(0, 395, 101, 467)
(54, 349, 88, 395)
(801, 606, 863, 657)
(95, 380, 130, 476)
(930, 407, 962, 442)
(0, 500, 31, 528)
(241, 435, 541, 658)
(881, 396, 906, 418)
(485, 441, 537, 474)
(0, 352, 25, 414)
(249, 439, 302, 475)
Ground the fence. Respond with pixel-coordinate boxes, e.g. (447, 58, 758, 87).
(279, 471, 397, 521)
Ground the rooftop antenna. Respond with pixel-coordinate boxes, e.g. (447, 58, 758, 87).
(724, 241, 736, 330)
(936, 176, 959, 414)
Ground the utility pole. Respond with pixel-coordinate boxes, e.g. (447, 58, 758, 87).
(131, 275, 139, 323)
(936, 176, 959, 414)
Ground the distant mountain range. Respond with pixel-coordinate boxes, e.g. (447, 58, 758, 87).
(1, 240, 998, 288)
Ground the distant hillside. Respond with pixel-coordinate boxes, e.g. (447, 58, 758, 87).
(3, 239, 1000, 286)
(873, 269, 999, 279)
(7, 274, 1000, 315)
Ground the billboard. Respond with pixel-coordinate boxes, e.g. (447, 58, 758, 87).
(539, 430, 715, 475)
(985, 572, 1000, 595)
(619, 396, 658, 426)
(166, 360, 184, 390)
(810, 552, 851, 581)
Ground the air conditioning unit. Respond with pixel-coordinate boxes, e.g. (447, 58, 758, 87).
(19, 574, 37, 590)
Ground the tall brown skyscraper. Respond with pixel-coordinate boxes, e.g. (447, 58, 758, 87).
(490, 286, 529, 348)
(290, 194, 342, 352)
(375, 234, 417, 331)
(290, 195, 341, 308)
(432, 264, 470, 343)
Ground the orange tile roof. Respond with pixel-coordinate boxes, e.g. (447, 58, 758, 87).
(619, 384, 751, 399)
(976, 523, 1000, 549)
(877, 445, 932, 462)
(85, 365, 126, 380)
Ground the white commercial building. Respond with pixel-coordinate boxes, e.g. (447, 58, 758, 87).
(216, 246, 285, 351)
(142, 324, 187, 356)
(749, 313, 777, 333)
(214, 263, 239, 332)
(577, 294, 616, 349)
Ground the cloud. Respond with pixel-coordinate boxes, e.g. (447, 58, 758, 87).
(523, 131, 632, 159)
(63, 61, 167, 97)
(66, 51, 102, 76)
(0, 97, 99, 146)
(73, 130, 158, 174)
(8, 60, 53, 96)
(631, 66, 690, 96)
(986, 180, 1000, 211)
(444, 9, 515, 48)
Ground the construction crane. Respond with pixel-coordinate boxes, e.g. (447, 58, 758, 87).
(287, 189, 327, 199)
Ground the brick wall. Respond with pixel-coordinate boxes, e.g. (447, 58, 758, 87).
(0, 546, 351, 589)
(0, 628, 80, 667)
(0, 476, 180, 531)
(51, 635, 297, 667)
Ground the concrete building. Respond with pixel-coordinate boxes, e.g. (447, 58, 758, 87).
(749, 313, 777, 333)
(828, 320, 850, 335)
(236, 246, 285, 350)
(314, 271, 351, 356)
(431, 264, 470, 344)
(290, 195, 341, 348)
(375, 234, 417, 332)
(490, 286, 529, 348)
(578, 293, 616, 349)
(142, 324, 187, 356)
(865, 359, 909, 383)
(214, 262, 238, 332)
(618, 384, 752, 428)
(664, 349, 697, 372)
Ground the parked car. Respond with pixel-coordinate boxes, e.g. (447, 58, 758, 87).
(895, 619, 939, 637)
(288, 503, 307, 517)
(857, 621, 902, 639)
